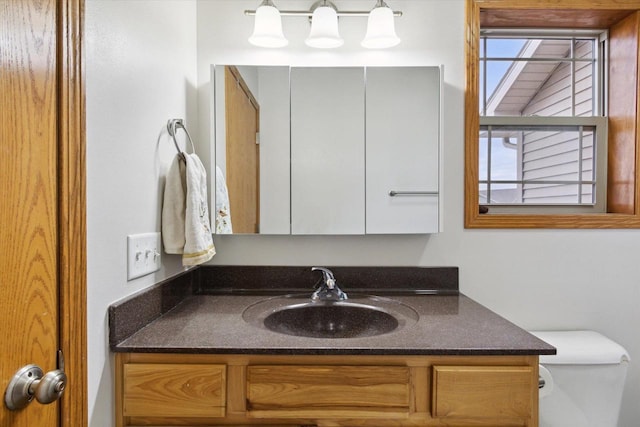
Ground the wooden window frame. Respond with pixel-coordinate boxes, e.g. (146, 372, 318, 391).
(465, 0, 640, 228)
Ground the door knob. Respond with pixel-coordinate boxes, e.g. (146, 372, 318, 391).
(4, 350, 67, 410)
(33, 366, 67, 405)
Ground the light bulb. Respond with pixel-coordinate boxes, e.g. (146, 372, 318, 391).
(305, 5, 343, 49)
(361, 3, 400, 49)
(249, 1, 288, 48)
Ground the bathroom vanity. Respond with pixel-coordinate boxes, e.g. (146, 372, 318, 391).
(116, 352, 539, 426)
(110, 267, 554, 427)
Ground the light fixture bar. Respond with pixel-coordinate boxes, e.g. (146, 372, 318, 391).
(247, 0, 402, 49)
(244, 10, 402, 17)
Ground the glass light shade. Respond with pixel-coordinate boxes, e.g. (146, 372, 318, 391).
(361, 5, 400, 49)
(305, 6, 344, 49)
(248, 4, 288, 48)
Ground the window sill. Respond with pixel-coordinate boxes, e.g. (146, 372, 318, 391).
(465, 210, 640, 229)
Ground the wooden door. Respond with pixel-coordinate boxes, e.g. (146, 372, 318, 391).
(225, 66, 260, 234)
(0, 0, 86, 425)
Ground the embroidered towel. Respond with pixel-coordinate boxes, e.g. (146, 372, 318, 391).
(161, 155, 186, 254)
(182, 153, 216, 265)
(161, 153, 216, 265)
(215, 165, 233, 234)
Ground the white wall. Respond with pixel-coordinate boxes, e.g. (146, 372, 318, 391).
(197, 1, 640, 426)
(85, 1, 197, 426)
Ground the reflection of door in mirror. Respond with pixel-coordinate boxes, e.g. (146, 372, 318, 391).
(225, 66, 260, 234)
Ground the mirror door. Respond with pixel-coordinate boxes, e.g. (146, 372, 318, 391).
(224, 66, 260, 234)
(365, 67, 440, 234)
(290, 67, 366, 235)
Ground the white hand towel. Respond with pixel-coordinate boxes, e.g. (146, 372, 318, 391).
(182, 153, 216, 265)
(161, 155, 187, 254)
(215, 165, 233, 234)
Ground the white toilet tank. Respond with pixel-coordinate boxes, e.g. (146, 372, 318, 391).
(530, 330, 630, 427)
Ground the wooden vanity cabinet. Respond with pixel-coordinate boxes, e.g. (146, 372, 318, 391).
(247, 365, 411, 419)
(122, 363, 226, 418)
(432, 365, 535, 420)
(115, 353, 539, 427)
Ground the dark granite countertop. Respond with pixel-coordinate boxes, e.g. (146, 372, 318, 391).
(111, 292, 555, 356)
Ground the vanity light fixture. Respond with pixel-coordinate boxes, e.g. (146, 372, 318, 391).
(248, 0, 289, 48)
(246, 0, 402, 49)
(305, 1, 343, 49)
(361, 0, 401, 49)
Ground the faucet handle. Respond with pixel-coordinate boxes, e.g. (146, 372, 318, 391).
(310, 267, 347, 301)
(311, 267, 335, 288)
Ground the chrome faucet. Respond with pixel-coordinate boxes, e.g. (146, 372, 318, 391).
(311, 267, 348, 301)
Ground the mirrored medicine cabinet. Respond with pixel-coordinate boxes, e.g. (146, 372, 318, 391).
(211, 64, 442, 236)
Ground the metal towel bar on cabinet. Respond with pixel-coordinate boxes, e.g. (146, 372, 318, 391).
(388, 190, 438, 197)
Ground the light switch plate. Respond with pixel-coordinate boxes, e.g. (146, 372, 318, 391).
(127, 232, 161, 280)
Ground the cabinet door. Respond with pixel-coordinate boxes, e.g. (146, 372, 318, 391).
(247, 365, 410, 419)
(432, 365, 534, 419)
(122, 363, 226, 418)
(291, 67, 365, 235)
(366, 67, 440, 234)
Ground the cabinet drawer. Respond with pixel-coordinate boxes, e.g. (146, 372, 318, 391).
(247, 365, 410, 419)
(432, 365, 534, 419)
(123, 363, 226, 418)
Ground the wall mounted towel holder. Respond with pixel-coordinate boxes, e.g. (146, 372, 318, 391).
(167, 119, 195, 162)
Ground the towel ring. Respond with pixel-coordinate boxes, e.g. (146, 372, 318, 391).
(167, 119, 196, 161)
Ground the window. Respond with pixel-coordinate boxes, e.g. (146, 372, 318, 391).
(479, 32, 608, 213)
(465, 0, 640, 228)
